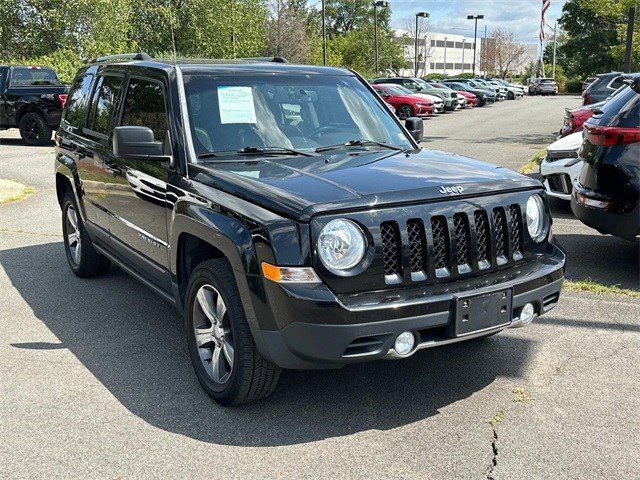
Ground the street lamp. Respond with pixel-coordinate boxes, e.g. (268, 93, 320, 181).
(374, 0, 390, 75)
(467, 14, 484, 76)
(414, 12, 429, 77)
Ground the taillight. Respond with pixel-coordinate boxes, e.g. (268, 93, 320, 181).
(56, 94, 68, 109)
(571, 108, 593, 128)
(582, 91, 590, 105)
(584, 123, 640, 147)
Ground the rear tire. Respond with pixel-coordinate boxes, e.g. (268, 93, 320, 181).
(19, 112, 52, 146)
(62, 191, 111, 277)
(507, 91, 515, 100)
(185, 259, 281, 406)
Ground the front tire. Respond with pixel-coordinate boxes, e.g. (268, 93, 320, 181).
(507, 91, 515, 100)
(185, 259, 280, 406)
(396, 104, 413, 120)
(19, 112, 52, 146)
(62, 192, 111, 277)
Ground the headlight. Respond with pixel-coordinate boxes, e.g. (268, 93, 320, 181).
(318, 219, 366, 274)
(526, 195, 548, 242)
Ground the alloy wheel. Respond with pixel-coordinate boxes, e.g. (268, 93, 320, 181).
(192, 284, 234, 384)
(65, 205, 81, 265)
(21, 118, 40, 142)
(397, 106, 412, 120)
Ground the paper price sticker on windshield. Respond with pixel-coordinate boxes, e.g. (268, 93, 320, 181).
(218, 86, 257, 124)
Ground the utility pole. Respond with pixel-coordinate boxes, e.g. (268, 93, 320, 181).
(414, 12, 429, 77)
(444, 37, 448, 75)
(552, 22, 557, 79)
(321, 0, 327, 65)
(623, 6, 635, 73)
(482, 24, 487, 76)
(462, 38, 465, 73)
(374, 1, 390, 75)
(467, 15, 484, 77)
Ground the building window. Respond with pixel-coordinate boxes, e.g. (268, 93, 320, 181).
(431, 40, 436, 47)
(446, 41, 455, 48)
(445, 63, 454, 70)
(430, 62, 436, 69)
(455, 42, 463, 49)
(436, 40, 445, 47)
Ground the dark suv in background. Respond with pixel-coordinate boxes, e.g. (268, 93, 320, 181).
(572, 76, 640, 241)
(55, 53, 565, 406)
(0, 65, 68, 145)
(581, 72, 628, 106)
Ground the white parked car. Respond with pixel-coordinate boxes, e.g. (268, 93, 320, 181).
(540, 131, 583, 201)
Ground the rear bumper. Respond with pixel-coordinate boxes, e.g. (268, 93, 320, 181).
(254, 245, 565, 369)
(571, 186, 639, 240)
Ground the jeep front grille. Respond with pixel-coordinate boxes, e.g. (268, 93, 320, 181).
(380, 203, 525, 285)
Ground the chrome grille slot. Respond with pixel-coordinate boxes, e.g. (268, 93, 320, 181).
(508, 204, 524, 260)
(380, 221, 402, 284)
(453, 213, 471, 274)
(431, 216, 451, 278)
(407, 219, 428, 281)
(474, 210, 491, 270)
(492, 207, 509, 265)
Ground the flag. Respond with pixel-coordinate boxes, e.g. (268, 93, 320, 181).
(540, 0, 550, 43)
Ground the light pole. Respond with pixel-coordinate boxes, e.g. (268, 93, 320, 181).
(321, 0, 327, 65)
(462, 38, 465, 73)
(467, 14, 484, 76)
(374, 1, 390, 75)
(444, 36, 448, 75)
(414, 12, 429, 77)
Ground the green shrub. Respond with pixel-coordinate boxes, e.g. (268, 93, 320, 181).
(566, 78, 584, 94)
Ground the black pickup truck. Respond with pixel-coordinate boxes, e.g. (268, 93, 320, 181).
(0, 65, 68, 145)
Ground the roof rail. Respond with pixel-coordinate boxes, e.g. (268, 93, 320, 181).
(237, 57, 288, 63)
(90, 52, 151, 64)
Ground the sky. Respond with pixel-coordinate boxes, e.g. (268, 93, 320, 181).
(387, 0, 568, 44)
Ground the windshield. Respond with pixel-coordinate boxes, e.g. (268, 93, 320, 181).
(183, 73, 413, 157)
(9, 67, 60, 86)
(540, 79, 555, 83)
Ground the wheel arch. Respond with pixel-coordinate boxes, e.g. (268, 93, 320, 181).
(16, 102, 47, 125)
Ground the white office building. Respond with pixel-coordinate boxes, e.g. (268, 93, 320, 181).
(395, 30, 481, 77)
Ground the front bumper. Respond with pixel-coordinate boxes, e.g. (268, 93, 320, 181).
(255, 245, 565, 369)
(540, 158, 583, 201)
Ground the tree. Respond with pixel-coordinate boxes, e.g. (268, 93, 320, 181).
(324, 0, 390, 35)
(556, 0, 639, 78)
(482, 28, 527, 78)
(264, 0, 311, 63)
(399, 16, 434, 77)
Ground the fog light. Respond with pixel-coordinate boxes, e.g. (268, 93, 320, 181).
(394, 331, 416, 355)
(520, 303, 535, 325)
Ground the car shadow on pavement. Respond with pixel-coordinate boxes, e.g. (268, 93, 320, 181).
(0, 138, 55, 147)
(1, 241, 536, 447)
(549, 198, 640, 290)
(474, 133, 557, 146)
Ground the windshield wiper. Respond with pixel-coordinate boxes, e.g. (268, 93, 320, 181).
(315, 139, 405, 153)
(197, 146, 316, 160)
(236, 146, 317, 157)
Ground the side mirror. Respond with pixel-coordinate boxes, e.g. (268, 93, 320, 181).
(415, 86, 423, 91)
(113, 126, 169, 161)
(405, 117, 424, 142)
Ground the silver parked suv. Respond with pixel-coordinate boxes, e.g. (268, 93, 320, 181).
(528, 78, 558, 96)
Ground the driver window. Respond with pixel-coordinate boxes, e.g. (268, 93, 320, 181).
(121, 78, 168, 143)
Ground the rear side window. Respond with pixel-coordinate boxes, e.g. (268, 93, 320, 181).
(609, 76, 625, 90)
(62, 74, 94, 129)
(9, 67, 60, 86)
(87, 75, 123, 136)
(599, 87, 640, 127)
(121, 78, 168, 142)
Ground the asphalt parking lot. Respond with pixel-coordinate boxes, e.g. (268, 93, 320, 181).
(1, 96, 639, 479)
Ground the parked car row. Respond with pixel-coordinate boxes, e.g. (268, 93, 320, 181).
(367, 76, 526, 121)
(540, 73, 639, 241)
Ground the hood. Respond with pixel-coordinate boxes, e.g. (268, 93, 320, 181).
(414, 93, 443, 104)
(547, 131, 583, 153)
(190, 149, 541, 221)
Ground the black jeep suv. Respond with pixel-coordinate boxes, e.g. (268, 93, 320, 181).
(0, 65, 68, 145)
(55, 54, 565, 406)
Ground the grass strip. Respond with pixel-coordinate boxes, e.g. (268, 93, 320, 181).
(519, 148, 547, 174)
(564, 279, 640, 298)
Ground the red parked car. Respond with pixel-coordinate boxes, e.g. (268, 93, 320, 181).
(454, 89, 478, 107)
(372, 83, 434, 119)
(560, 104, 596, 137)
